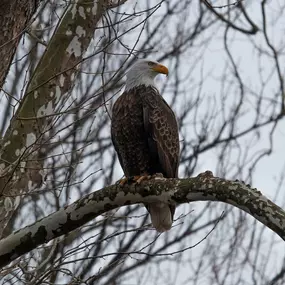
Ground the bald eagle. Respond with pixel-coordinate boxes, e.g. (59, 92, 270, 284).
(111, 59, 180, 232)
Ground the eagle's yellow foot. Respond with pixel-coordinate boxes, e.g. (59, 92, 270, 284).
(117, 177, 129, 186)
(132, 174, 151, 184)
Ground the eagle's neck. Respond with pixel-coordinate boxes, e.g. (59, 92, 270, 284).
(125, 72, 157, 92)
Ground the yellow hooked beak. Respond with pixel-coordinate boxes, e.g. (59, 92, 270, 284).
(152, 63, 168, 76)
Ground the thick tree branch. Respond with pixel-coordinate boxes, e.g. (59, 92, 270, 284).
(0, 173, 284, 269)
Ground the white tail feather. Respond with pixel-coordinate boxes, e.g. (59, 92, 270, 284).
(148, 202, 173, 232)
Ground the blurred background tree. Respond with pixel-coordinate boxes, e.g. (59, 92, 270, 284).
(0, 0, 285, 284)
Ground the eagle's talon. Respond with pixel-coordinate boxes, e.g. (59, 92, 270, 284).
(133, 175, 151, 184)
(117, 177, 128, 186)
(117, 175, 152, 186)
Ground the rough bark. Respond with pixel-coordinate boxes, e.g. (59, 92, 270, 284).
(0, 172, 284, 269)
(0, 0, 39, 89)
(0, 0, 127, 238)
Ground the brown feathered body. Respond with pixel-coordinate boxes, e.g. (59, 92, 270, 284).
(111, 85, 180, 232)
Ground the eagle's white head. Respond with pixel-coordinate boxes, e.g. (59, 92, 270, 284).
(125, 59, 168, 91)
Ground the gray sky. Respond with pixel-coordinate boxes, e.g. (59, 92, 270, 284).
(1, 0, 285, 284)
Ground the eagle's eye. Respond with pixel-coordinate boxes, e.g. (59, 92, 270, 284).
(147, 61, 155, 67)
